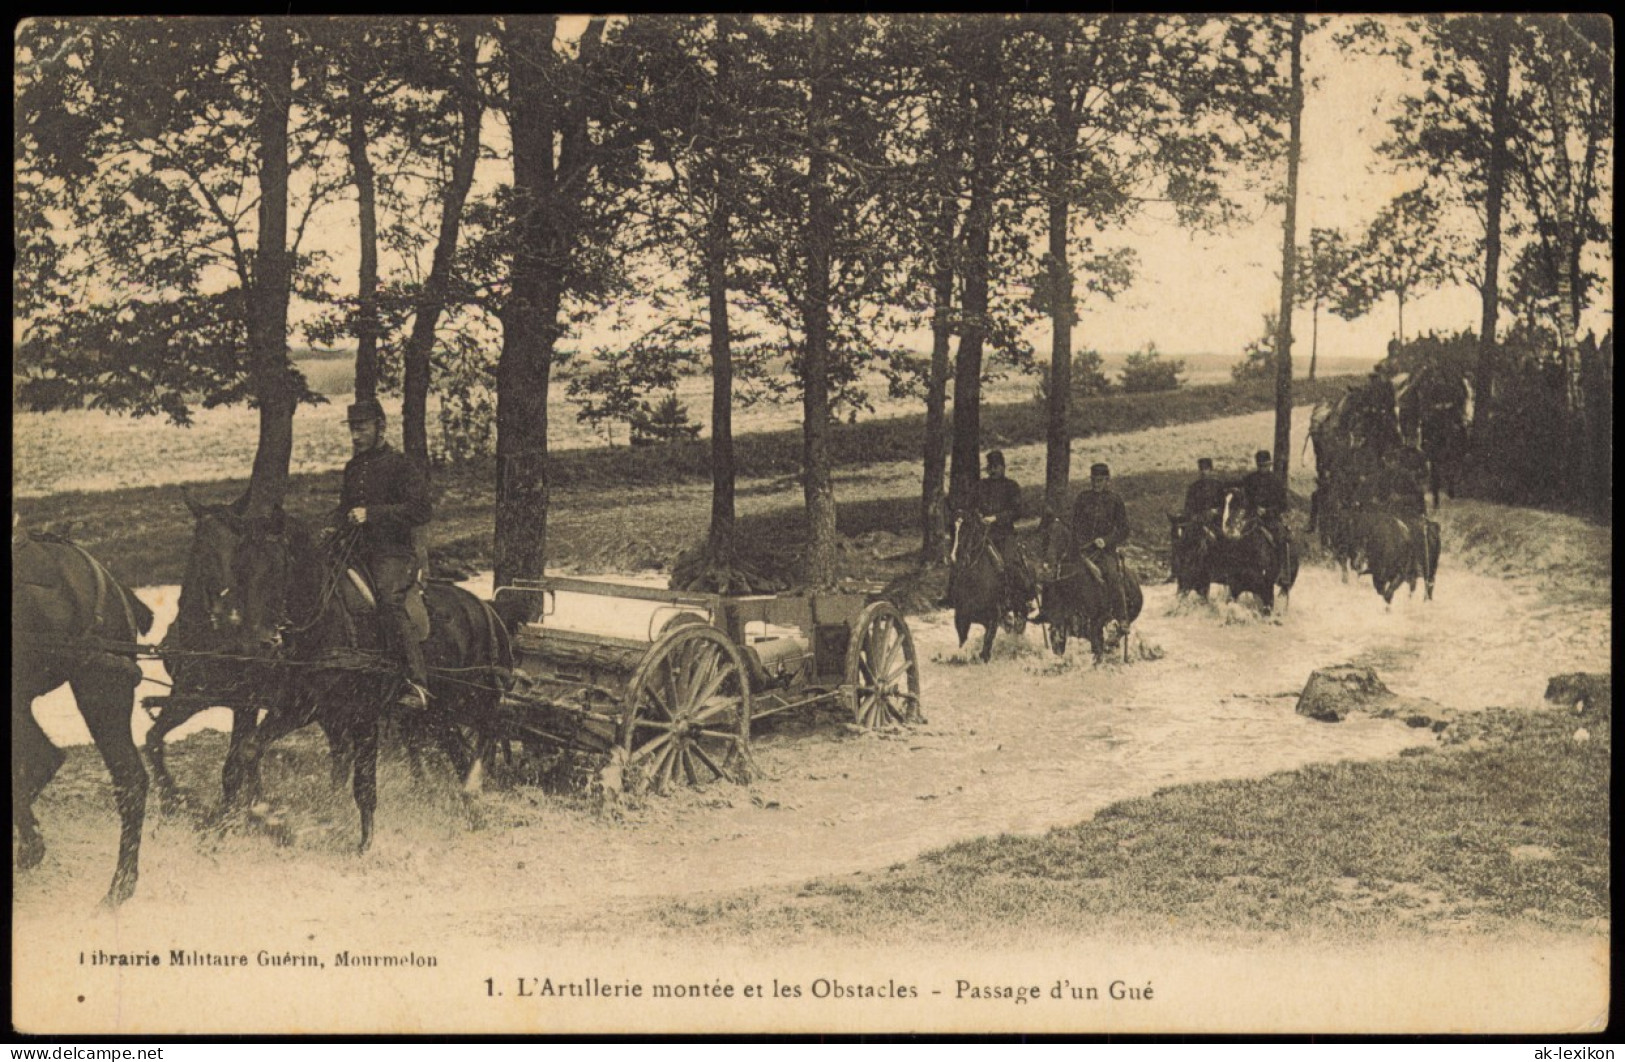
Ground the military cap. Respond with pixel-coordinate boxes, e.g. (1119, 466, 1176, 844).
(1090, 462, 1110, 477)
(345, 397, 387, 424)
(985, 450, 1005, 468)
(1255, 449, 1272, 466)
(1197, 457, 1214, 471)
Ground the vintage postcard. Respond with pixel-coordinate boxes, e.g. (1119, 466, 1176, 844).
(12, 14, 1611, 1037)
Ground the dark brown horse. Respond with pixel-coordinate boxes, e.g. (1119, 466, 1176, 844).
(1039, 518, 1142, 663)
(150, 492, 371, 812)
(218, 509, 513, 852)
(145, 492, 285, 810)
(1213, 486, 1296, 615)
(948, 510, 1026, 663)
(1168, 513, 1218, 599)
(13, 533, 154, 906)
(1351, 511, 1440, 606)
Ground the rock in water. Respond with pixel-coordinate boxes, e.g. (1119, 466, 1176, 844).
(1295, 665, 1395, 723)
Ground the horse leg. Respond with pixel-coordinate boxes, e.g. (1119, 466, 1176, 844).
(323, 717, 355, 791)
(351, 716, 380, 855)
(978, 620, 997, 664)
(144, 697, 205, 813)
(70, 667, 148, 907)
(223, 700, 306, 815)
(218, 704, 265, 813)
(1088, 623, 1107, 666)
(12, 689, 63, 873)
(954, 613, 971, 650)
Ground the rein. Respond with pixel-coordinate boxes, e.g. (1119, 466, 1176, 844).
(275, 525, 362, 640)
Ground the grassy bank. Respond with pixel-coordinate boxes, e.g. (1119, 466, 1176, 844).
(16, 376, 1354, 587)
(653, 702, 1611, 945)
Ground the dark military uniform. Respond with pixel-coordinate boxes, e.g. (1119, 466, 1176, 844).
(1241, 467, 1288, 519)
(973, 475, 1022, 554)
(1381, 446, 1428, 517)
(334, 442, 432, 691)
(1071, 484, 1130, 624)
(973, 472, 1033, 606)
(1242, 462, 1293, 577)
(1182, 476, 1225, 528)
(1366, 372, 1400, 453)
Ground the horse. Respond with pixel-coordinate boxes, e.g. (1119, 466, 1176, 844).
(948, 510, 1027, 662)
(1168, 513, 1218, 600)
(1039, 518, 1143, 663)
(1398, 365, 1472, 510)
(13, 532, 154, 906)
(1349, 510, 1440, 606)
(1212, 486, 1292, 615)
(216, 509, 514, 852)
(146, 492, 353, 812)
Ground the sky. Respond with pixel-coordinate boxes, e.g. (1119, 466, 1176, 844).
(26, 16, 1606, 372)
(466, 18, 1600, 368)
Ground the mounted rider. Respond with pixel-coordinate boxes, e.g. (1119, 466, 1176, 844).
(1364, 368, 1401, 454)
(327, 397, 433, 712)
(1067, 462, 1131, 629)
(941, 450, 1036, 613)
(1380, 444, 1429, 518)
(1181, 457, 1225, 532)
(1241, 449, 1292, 572)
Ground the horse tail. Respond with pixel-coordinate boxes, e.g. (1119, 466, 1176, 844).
(123, 585, 156, 637)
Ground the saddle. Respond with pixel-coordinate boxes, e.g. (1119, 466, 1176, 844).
(337, 566, 431, 644)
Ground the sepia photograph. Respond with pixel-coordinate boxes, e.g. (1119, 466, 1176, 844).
(11, 14, 1612, 1038)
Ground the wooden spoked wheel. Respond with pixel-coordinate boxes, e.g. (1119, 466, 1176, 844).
(847, 602, 922, 728)
(621, 625, 752, 793)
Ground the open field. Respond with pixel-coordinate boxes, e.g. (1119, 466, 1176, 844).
(13, 375, 1357, 587)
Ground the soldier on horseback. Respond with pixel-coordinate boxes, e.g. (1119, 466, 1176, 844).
(1182, 457, 1225, 531)
(1062, 462, 1130, 630)
(1380, 444, 1429, 518)
(327, 397, 433, 712)
(940, 450, 1035, 614)
(1241, 449, 1293, 575)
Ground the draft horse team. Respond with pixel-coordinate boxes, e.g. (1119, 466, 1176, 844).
(14, 375, 1449, 907)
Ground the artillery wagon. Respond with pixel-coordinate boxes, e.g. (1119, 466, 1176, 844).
(488, 578, 921, 794)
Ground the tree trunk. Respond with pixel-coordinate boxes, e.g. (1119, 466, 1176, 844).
(245, 21, 296, 518)
(1308, 298, 1319, 381)
(494, 16, 561, 589)
(1042, 19, 1076, 529)
(403, 24, 483, 465)
(950, 41, 1003, 511)
(919, 206, 954, 565)
(347, 88, 380, 403)
(801, 14, 839, 591)
(1272, 13, 1303, 486)
(705, 199, 737, 560)
(1474, 20, 1510, 433)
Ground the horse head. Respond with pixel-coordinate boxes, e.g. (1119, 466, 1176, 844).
(230, 507, 317, 656)
(950, 509, 995, 570)
(1220, 487, 1254, 541)
(177, 490, 249, 638)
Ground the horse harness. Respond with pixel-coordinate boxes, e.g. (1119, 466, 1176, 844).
(14, 533, 141, 643)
